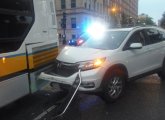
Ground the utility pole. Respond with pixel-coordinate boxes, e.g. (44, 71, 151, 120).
(61, 12, 66, 44)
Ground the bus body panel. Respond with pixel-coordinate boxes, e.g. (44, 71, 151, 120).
(26, 41, 58, 93)
(0, 0, 58, 107)
(25, 0, 58, 44)
(0, 74, 29, 107)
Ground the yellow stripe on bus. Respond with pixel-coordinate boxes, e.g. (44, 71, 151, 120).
(0, 47, 58, 77)
(0, 56, 27, 77)
(28, 48, 58, 69)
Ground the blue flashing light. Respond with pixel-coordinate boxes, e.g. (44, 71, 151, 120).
(86, 22, 106, 39)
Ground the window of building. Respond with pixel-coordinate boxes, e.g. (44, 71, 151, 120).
(58, 33, 62, 38)
(72, 34, 76, 39)
(71, 18, 76, 28)
(71, 0, 76, 8)
(89, 4, 91, 10)
(61, 0, 66, 9)
(61, 18, 66, 28)
(97, 3, 99, 12)
(91, 2, 94, 10)
(0, 0, 34, 53)
(100, 6, 102, 13)
(84, 2, 87, 8)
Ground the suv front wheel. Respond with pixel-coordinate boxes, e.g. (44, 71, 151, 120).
(102, 69, 126, 103)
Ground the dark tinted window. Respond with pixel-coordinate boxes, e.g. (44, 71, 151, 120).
(145, 29, 163, 44)
(0, 0, 34, 53)
(124, 31, 145, 50)
(0, 0, 31, 12)
(0, 14, 32, 38)
(141, 30, 151, 45)
(131, 32, 144, 44)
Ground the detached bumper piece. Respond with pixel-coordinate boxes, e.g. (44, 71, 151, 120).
(38, 70, 82, 118)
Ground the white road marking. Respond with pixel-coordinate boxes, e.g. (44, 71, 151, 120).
(33, 105, 56, 120)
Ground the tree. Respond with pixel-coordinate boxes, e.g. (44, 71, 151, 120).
(121, 12, 128, 27)
(145, 16, 155, 25)
(160, 12, 165, 29)
(138, 13, 156, 26)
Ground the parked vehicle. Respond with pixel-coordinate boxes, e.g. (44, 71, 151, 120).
(68, 38, 77, 46)
(68, 33, 90, 46)
(40, 26, 165, 102)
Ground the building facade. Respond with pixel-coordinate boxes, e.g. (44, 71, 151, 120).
(109, 0, 138, 27)
(54, 0, 138, 44)
(55, 0, 111, 43)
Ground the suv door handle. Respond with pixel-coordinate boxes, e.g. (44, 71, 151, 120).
(42, 30, 47, 33)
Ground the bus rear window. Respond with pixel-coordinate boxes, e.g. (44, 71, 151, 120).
(0, 0, 32, 13)
(0, 0, 34, 53)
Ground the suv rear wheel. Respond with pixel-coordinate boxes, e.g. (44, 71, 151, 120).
(102, 69, 126, 103)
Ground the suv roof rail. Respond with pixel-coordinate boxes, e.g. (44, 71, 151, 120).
(132, 26, 142, 29)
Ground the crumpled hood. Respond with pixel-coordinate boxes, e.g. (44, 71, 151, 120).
(57, 46, 112, 63)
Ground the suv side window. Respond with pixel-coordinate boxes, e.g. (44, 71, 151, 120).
(123, 31, 145, 50)
(145, 29, 162, 44)
(158, 31, 165, 41)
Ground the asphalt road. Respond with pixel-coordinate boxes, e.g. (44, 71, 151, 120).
(0, 74, 165, 120)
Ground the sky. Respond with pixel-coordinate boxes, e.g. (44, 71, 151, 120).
(138, 0, 165, 24)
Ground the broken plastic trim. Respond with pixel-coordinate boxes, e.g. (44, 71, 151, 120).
(51, 69, 82, 118)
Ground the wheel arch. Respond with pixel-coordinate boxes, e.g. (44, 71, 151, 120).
(103, 63, 129, 82)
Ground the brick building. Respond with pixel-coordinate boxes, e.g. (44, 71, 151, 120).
(54, 0, 138, 43)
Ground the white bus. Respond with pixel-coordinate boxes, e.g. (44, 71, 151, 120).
(0, 0, 58, 107)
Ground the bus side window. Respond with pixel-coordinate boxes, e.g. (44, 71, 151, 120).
(0, 0, 34, 53)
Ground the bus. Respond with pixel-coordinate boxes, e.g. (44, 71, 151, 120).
(0, 0, 59, 107)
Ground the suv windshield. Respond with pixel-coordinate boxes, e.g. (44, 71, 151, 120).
(79, 31, 129, 50)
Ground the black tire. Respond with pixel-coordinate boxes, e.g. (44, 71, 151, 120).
(158, 60, 165, 80)
(102, 68, 126, 103)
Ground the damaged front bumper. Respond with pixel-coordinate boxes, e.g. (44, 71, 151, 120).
(38, 69, 82, 117)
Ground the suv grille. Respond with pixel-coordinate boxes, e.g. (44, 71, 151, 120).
(48, 60, 79, 77)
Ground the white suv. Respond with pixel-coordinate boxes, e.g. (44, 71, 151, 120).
(40, 26, 165, 102)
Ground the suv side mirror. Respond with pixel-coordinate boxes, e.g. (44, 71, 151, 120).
(129, 43, 143, 49)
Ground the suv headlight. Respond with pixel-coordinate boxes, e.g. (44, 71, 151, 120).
(78, 58, 106, 71)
